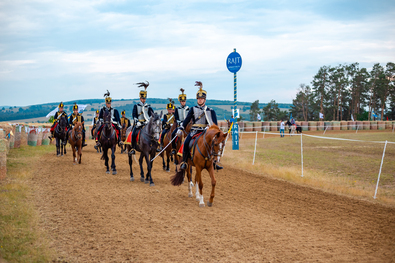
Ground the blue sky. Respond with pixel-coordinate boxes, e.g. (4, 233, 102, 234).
(1, 0, 394, 106)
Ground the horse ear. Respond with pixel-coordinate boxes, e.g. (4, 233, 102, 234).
(160, 110, 163, 118)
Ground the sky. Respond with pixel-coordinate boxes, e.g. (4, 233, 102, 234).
(1, 0, 394, 107)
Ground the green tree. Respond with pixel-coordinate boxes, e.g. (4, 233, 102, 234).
(262, 100, 280, 121)
(249, 100, 260, 121)
(48, 116, 54, 123)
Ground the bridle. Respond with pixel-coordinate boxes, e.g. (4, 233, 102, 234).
(102, 110, 115, 141)
(196, 129, 225, 167)
(72, 124, 83, 142)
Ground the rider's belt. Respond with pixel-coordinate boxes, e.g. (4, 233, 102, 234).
(138, 119, 145, 122)
(192, 124, 207, 128)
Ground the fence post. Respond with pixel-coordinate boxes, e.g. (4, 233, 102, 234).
(373, 140, 388, 199)
(252, 131, 258, 165)
(301, 133, 304, 177)
(323, 126, 328, 135)
(356, 125, 359, 134)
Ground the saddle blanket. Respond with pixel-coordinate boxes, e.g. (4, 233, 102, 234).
(177, 132, 202, 157)
(125, 130, 140, 145)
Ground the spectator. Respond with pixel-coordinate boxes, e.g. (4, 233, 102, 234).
(280, 119, 285, 137)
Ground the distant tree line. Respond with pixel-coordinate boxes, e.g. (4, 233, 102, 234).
(290, 62, 395, 121)
(249, 99, 289, 121)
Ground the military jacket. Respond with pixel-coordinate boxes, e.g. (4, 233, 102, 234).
(99, 106, 121, 127)
(174, 105, 190, 125)
(53, 111, 68, 123)
(69, 113, 85, 127)
(162, 113, 175, 129)
(92, 116, 100, 126)
(120, 117, 131, 129)
(132, 102, 154, 123)
(182, 105, 217, 132)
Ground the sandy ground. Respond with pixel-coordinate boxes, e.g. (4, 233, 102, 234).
(32, 141, 395, 262)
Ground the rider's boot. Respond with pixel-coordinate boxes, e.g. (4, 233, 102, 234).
(213, 161, 223, 170)
(171, 136, 177, 155)
(118, 135, 124, 147)
(82, 133, 87, 147)
(48, 131, 54, 141)
(128, 137, 136, 156)
(180, 151, 189, 170)
(94, 138, 101, 150)
(157, 140, 163, 152)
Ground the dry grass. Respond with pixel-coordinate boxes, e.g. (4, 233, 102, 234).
(0, 145, 55, 262)
(222, 130, 395, 206)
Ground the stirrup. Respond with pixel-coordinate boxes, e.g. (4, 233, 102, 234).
(180, 162, 188, 170)
(214, 162, 223, 170)
(129, 149, 136, 156)
(171, 149, 176, 155)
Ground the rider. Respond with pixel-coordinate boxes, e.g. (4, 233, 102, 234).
(68, 103, 87, 147)
(129, 81, 154, 155)
(91, 109, 100, 138)
(95, 91, 123, 148)
(171, 88, 189, 155)
(159, 99, 175, 151)
(49, 102, 68, 142)
(177, 81, 223, 171)
(290, 117, 295, 126)
(120, 110, 132, 130)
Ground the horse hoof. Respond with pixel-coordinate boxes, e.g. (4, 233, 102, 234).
(199, 203, 205, 208)
(150, 183, 155, 187)
(130, 177, 134, 182)
(144, 180, 149, 184)
(140, 177, 144, 182)
(106, 171, 110, 174)
(112, 171, 117, 175)
(207, 201, 213, 207)
(166, 169, 170, 172)
(188, 193, 193, 198)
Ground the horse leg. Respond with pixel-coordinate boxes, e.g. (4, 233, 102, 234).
(63, 139, 67, 155)
(187, 165, 193, 198)
(72, 145, 77, 165)
(128, 146, 134, 181)
(147, 152, 155, 187)
(207, 165, 216, 207)
(195, 166, 205, 207)
(78, 146, 82, 164)
(111, 146, 117, 175)
(139, 153, 145, 182)
(162, 155, 166, 170)
(56, 138, 60, 156)
(166, 152, 170, 172)
(104, 147, 110, 174)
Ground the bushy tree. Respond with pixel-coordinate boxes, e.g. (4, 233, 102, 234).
(262, 100, 280, 121)
(249, 100, 261, 121)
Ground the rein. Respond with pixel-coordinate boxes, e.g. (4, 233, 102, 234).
(195, 131, 221, 167)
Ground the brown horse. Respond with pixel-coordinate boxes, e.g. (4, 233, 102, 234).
(160, 121, 177, 172)
(171, 125, 228, 207)
(68, 122, 83, 164)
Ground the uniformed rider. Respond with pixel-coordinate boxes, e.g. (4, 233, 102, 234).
(95, 91, 123, 148)
(159, 99, 175, 151)
(129, 81, 154, 155)
(91, 109, 100, 137)
(49, 102, 68, 142)
(177, 81, 223, 171)
(68, 103, 87, 147)
(120, 110, 132, 130)
(171, 88, 189, 155)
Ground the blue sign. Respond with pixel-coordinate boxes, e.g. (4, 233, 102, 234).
(232, 123, 239, 150)
(226, 51, 242, 73)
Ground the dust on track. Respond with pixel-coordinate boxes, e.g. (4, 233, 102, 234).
(32, 141, 395, 262)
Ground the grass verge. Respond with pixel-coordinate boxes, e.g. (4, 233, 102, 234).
(0, 145, 55, 262)
(223, 130, 395, 206)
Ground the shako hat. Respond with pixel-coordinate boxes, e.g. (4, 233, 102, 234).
(58, 102, 64, 108)
(104, 90, 112, 103)
(136, 81, 149, 99)
(178, 88, 187, 101)
(166, 98, 175, 110)
(73, 103, 78, 111)
(195, 81, 207, 99)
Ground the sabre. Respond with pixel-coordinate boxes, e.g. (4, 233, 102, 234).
(150, 135, 178, 162)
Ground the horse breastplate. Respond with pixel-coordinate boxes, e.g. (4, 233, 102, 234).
(177, 106, 189, 122)
(136, 103, 149, 122)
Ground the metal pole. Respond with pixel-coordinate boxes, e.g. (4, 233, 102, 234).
(252, 131, 258, 165)
(301, 133, 304, 177)
(373, 140, 388, 199)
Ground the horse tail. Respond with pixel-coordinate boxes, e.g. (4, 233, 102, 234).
(171, 169, 185, 186)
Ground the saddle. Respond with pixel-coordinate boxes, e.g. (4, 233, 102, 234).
(125, 129, 140, 145)
(177, 131, 204, 160)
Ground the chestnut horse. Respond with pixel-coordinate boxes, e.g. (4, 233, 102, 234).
(171, 125, 228, 207)
(68, 122, 83, 164)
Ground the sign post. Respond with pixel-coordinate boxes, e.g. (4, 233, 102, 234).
(226, 49, 242, 150)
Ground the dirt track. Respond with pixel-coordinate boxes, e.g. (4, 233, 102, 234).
(32, 141, 395, 262)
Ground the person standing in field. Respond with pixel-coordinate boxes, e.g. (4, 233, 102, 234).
(280, 119, 285, 137)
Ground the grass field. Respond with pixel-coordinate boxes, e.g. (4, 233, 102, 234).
(222, 130, 395, 205)
(0, 145, 55, 262)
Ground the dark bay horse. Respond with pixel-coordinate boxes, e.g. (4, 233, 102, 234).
(160, 121, 177, 172)
(171, 125, 228, 207)
(99, 109, 117, 174)
(125, 113, 161, 186)
(68, 122, 83, 164)
(54, 116, 68, 156)
(93, 119, 102, 153)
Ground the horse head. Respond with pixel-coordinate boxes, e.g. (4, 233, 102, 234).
(147, 113, 161, 141)
(73, 122, 83, 141)
(103, 108, 112, 129)
(57, 116, 68, 134)
(207, 125, 228, 158)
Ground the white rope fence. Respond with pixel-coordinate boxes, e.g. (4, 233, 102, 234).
(234, 129, 393, 200)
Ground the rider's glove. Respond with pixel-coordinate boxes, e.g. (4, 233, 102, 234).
(136, 122, 142, 127)
(176, 129, 183, 137)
